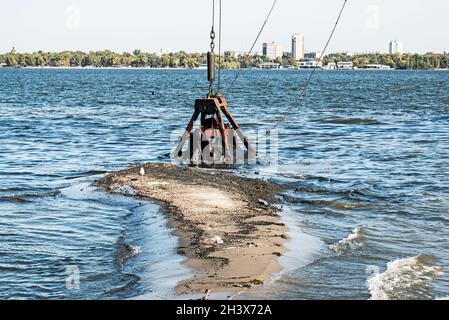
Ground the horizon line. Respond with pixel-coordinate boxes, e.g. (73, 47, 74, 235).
(2, 49, 448, 56)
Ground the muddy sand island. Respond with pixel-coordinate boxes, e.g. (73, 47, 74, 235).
(97, 163, 288, 295)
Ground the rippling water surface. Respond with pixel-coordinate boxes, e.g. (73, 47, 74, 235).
(1, 68, 448, 300)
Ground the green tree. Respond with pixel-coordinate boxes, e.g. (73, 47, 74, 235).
(5, 54, 18, 67)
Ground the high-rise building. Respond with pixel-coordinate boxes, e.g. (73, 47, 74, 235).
(292, 34, 305, 60)
(389, 40, 403, 55)
(262, 42, 283, 59)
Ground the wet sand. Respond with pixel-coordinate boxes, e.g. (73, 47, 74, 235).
(96, 163, 287, 295)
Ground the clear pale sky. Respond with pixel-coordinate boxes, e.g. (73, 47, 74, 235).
(0, 0, 446, 54)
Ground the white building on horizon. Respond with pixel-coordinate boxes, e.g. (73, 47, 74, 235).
(366, 64, 392, 70)
(262, 42, 283, 59)
(259, 62, 281, 69)
(299, 60, 323, 69)
(389, 40, 403, 55)
(291, 34, 305, 60)
(337, 61, 354, 70)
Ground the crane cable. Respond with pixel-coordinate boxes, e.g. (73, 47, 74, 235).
(212, 0, 348, 128)
(210, 0, 223, 94)
(209, 0, 216, 95)
(272, 0, 348, 129)
(217, 0, 222, 93)
(227, 0, 278, 93)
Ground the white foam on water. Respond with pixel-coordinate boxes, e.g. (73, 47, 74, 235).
(435, 296, 449, 300)
(329, 227, 364, 255)
(276, 206, 327, 276)
(368, 254, 444, 300)
(128, 245, 142, 256)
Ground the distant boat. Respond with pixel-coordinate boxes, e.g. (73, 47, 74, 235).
(299, 60, 323, 69)
(336, 61, 354, 70)
(323, 62, 337, 70)
(194, 64, 208, 70)
(365, 64, 393, 70)
(258, 62, 281, 69)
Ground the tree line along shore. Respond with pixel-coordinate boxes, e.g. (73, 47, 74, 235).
(1, 50, 448, 70)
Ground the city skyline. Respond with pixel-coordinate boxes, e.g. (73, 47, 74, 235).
(0, 0, 447, 54)
(1, 36, 436, 57)
(4, 37, 439, 57)
(260, 37, 408, 58)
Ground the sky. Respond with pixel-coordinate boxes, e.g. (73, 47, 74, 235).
(0, 0, 447, 54)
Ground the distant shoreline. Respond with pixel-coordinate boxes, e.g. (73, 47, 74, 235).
(0, 66, 196, 70)
(2, 50, 448, 70)
(1, 66, 448, 71)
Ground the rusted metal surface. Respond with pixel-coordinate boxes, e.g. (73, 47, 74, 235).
(174, 94, 253, 165)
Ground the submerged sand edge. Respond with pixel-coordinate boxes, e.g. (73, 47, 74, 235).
(96, 163, 288, 295)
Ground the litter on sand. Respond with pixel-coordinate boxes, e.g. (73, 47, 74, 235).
(211, 236, 224, 244)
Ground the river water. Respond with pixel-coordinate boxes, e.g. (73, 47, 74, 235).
(0, 68, 448, 300)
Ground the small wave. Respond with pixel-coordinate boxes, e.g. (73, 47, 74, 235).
(115, 243, 142, 271)
(436, 296, 449, 300)
(128, 245, 142, 256)
(0, 187, 30, 193)
(368, 254, 443, 300)
(0, 264, 28, 272)
(287, 196, 367, 211)
(157, 152, 171, 160)
(0, 190, 61, 203)
(0, 171, 35, 177)
(64, 170, 109, 180)
(144, 115, 161, 120)
(0, 195, 33, 203)
(318, 117, 384, 125)
(329, 228, 364, 255)
(27, 190, 61, 199)
(331, 200, 367, 210)
(102, 274, 141, 296)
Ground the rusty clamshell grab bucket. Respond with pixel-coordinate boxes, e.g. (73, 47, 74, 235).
(172, 93, 256, 165)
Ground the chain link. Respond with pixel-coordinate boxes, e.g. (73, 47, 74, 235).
(210, 28, 215, 52)
(209, 0, 216, 96)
